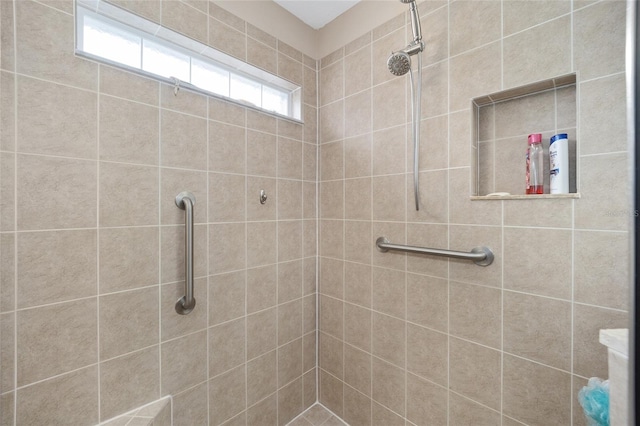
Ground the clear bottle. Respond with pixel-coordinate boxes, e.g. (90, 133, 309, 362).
(525, 147, 530, 193)
(526, 133, 544, 194)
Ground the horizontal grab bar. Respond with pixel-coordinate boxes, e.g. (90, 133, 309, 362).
(375, 236, 494, 266)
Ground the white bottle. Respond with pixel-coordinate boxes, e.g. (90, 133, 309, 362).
(549, 133, 569, 194)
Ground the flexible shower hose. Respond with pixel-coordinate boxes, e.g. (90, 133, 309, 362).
(408, 52, 422, 211)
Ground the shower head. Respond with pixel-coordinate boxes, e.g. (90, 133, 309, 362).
(387, 41, 423, 76)
(387, 0, 424, 77)
(387, 51, 411, 76)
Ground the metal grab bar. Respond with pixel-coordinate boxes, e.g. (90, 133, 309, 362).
(175, 192, 196, 314)
(375, 236, 494, 266)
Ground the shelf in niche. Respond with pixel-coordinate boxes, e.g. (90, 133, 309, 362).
(472, 73, 578, 199)
(471, 193, 581, 201)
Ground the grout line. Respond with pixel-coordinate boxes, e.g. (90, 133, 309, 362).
(502, 10, 574, 41)
(445, 2, 452, 422)
(12, 361, 104, 392)
(96, 60, 102, 423)
(570, 192, 576, 425)
(579, 150, 629, 158)
(448, 388, 503, 418)
(501, 351, 577, 376)
(206, 94, 212, 426)
(578, 70, 626, 85)
(401, 9, 410, 410)
(570, 0, 575, 76)
(499, 0, 504, 94)
(368, 23, 375, 424)
(12, 0, 18, 421)
(340, 46, 346, 418)
(30, 0, 73, 16)
(500, 198, 505, 426)
(10, 71, 102, 95)
(275, 116, 280, 424)
(157, 69, 164, 405)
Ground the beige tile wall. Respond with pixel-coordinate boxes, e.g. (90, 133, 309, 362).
(0, 0, 317, 424)
(317, 1, 629, 425)
(0, 0, 632, 425)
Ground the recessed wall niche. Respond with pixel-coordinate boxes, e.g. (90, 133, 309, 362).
(472, 74, 579, 199)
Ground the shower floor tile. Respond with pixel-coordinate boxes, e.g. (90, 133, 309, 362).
(286, 403, 349, 426)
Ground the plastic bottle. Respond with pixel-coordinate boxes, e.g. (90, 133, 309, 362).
(526, 133, 544, 194)
(525, 147, 531, 193)
(549, 133, 569, 194)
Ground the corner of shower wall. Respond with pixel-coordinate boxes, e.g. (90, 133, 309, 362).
(0, 0, 319, 424)
(100, 396, 172, 426)
(316, 1, 630, 426)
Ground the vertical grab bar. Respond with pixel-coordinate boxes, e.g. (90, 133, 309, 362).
(175, 191, 196, 315)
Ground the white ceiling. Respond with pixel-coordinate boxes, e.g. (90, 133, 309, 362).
(274, 0, 361, 30)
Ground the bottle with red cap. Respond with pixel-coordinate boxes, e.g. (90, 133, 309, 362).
(526, 133, 544, 194)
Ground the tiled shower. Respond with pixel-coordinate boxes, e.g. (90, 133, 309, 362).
(0, 1, 630, 425)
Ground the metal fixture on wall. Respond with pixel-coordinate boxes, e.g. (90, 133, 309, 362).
(387, 0, 424, 211)
(376, 236, 494, 266)
(175, 191, 196, 315)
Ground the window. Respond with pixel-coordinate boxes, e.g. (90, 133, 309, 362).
(76, 1, 302, 121)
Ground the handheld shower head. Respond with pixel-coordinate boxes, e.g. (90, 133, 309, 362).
(400, 0, 423, 45)
(387, 51, 411, 76)
(387, 0, 424, 77)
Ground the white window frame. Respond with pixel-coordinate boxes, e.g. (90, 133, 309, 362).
(75, 0, 302, 122)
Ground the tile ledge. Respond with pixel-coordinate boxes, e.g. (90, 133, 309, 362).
(98, 396, 172, 426)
